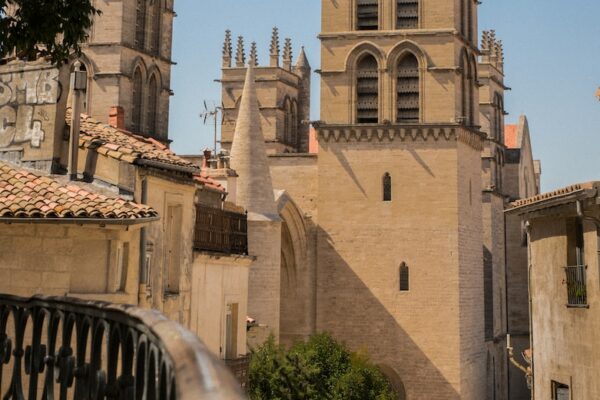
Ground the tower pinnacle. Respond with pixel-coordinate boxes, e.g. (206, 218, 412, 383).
(282, 38, 293, 71)
(270, 27, 280, 67)
(223, 30, 232, 68)
(235, 36, 246, 67)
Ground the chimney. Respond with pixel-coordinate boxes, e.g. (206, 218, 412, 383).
(202, 148, 212, 169)
(109, 106, 125, 129)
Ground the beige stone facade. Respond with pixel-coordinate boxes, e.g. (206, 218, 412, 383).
(508, 183, 600, 400)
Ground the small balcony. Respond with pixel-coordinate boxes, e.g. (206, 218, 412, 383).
(564, 265, 588, 307)
(194, 204, 248, 255)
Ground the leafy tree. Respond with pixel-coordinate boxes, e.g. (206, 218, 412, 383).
(0, 0, 100, 65)
(248, 333, 396, 400)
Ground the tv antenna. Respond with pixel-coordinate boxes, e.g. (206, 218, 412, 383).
(199, 100, 224, 155)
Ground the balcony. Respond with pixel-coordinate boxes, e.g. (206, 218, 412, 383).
(194, 204, 248, 255)
(564, 265, 588, 307)
(0, 294, 244, 399)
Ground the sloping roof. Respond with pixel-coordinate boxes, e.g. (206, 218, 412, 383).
(504, 124, 519, 149)
(0, 161, 157, 222)
(509, 182, 598, 211)
(67, 110, 198, 173)
(194, 173, 225, 193)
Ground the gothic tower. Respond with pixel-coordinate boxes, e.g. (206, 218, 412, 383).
(315, 1, 486, 398)
(220, 28, 311, 153)
(72, 0, 175, 141)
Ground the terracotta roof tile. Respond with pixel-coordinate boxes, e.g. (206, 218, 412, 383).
(194, 173, 225, 193)
(510, 182, 598, 209)
(66, 110, 198, 172)
(0, 162, 157, 221)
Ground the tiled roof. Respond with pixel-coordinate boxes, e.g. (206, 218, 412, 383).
(67, 110, 198, 172)
(504, 124, 518, 149)
(0, 161, 157, 221)
(194, 173, 225, 193)
(510, 182, 598, 209)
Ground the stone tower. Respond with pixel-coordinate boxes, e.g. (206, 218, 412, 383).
(315, 1, 486, 398)
(73, 0, 175, 141)
(478, 30, 510, 400)
(220, 28, 311, 153)
(229, 64, 282, 347)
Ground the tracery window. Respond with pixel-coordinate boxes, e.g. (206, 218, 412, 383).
(396, 53, 419, 123)
(356, 54, 379, 124)
(383, 173, 392, 202)
(357, 0, 379, 31)
(147, 74, 158, 135)
(135, 0, 147, 50)
(132, 68, 143, 133)
(396, 0, 418, 29)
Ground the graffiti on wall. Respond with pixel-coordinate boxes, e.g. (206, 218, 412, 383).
(0, 68, 61, 149)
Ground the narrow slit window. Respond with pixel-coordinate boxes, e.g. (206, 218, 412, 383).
(132, 68, 143, 133)
(396, 0, 418, 29)
(147, 75, 158, 135)
(357, 55, 379, 123)
(357, 0, 379, 31)
(383, 173, 392, 202)
(397, 54, 419, 123)
(399, 262, 409, 291)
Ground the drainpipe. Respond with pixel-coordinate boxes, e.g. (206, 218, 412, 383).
(139, 177, 149, 294)
(526, 221, 534, 398)
(68, 61, 87, 180)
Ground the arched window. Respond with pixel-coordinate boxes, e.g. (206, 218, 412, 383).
(149, 0, 161, 55)
(132, 68, 143, 133)
(283, 98, 292, 144)
(397, 53, 419, 123)
(147, 74, 158, 135)
(68, 61, 89, 113)
(291, 101, 298, 147)
(356, 54, 379, 124)
(466, 0, 473, 43)
(357, 0, 379, 31)
(396, 0, 418, 29)
(469, 56, 477, 125)
(461, 52, 472, 125)
(135, 0, 147, 50)
(383, 173, 392, 202)
(399, 262, 409, 291)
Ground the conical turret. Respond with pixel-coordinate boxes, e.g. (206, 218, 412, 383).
(295, 46, 311, 71)
(229, 64, 278, 218)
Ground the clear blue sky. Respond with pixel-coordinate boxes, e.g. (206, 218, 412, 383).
(169, 0, 600, 192)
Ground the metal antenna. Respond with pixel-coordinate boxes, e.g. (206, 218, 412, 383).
(199, 101, 223, 156)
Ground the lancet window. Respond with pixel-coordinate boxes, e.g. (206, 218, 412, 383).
(357, 0, 379, 31)
(147, 75, 158, 135)
(132, 68, 143, 133)
(396, 0, 418, 29)
(356, 55, 379, 123)
(383, 173, 392, 202)
(135, 0, 147, 50)
(149, 0, 162, 55)
(396, 54, 419, 123)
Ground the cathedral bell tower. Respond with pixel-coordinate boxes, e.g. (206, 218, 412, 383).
(315, 1, 487, 399)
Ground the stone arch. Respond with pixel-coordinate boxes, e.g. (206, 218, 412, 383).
(276, 191, 309, 346)
(387, 40, 429, 70)
(344, 41, 386, 71)
(378, 364, 407, 400)
(67, 53, 96, 113)
(129, 56, 148, 80)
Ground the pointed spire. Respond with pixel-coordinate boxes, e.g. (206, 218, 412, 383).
(282, 38, 292, 71)
(249, 42, 258, 66)
(269, 27, 280, 67)
(229, 65, 278, 217)
(235, 36, 246, 67)
(295, 46, 310, 71)
(223, 30, 232, 68)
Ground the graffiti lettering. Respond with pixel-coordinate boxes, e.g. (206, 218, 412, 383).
(0, 68, 58, 148)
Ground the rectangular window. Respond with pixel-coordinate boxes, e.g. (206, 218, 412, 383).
(396, 0, 418, 29)
(552, 381, 569, 400)
(357, 0, 379, 31)
(565, 218, 587, 306)
(165, 205, 183, 294)
(399, 263, 409, 291)
(225, 303, 239, 360)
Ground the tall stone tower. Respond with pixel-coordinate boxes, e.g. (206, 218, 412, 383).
(478, 30, 510, 400)
(315, 1, 486, 398)
(220, 28, 311, 153)
(73, 0, 175, 141)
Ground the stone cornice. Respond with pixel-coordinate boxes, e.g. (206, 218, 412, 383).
(316, 124, 484, 150)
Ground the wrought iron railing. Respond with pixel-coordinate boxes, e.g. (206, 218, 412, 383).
(564, 265, 588, 306)
(0, 294, 245, 399)
(224, 356, 250, 390)
(194, 205, 248, 255)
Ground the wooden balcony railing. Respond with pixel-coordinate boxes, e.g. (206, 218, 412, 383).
(0, 294, 245, 399)
(194, 205, 248, 255)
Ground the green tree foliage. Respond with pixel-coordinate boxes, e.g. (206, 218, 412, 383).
(248, 333, 397, 400)
(0, 0, 100, 65)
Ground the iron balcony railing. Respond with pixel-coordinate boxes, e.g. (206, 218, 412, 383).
(564, 265, 588, 307)
(194, 205, 248, 255)
(0, 294, 244, 400)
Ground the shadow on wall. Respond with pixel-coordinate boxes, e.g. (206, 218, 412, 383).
(315, 226, 467, 400)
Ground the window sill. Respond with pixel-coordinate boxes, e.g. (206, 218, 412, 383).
(163, 291, 180, 299)
(566, 304, 589, 309)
